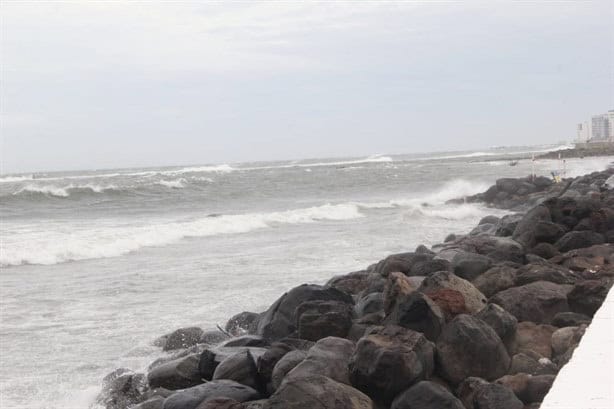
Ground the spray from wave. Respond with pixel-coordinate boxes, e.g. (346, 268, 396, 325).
(12, 184, 121, 198)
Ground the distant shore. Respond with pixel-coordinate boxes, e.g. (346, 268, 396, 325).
(536, 143, 614, 160)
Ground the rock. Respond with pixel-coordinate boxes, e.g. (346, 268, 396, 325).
(409, 258, 452, 276)
(475, 304, 517, 350)
(226, 312, 260, 336)
(555, 230, 605, 252)
(550, 325, 586, 359)
(195, 398, 243, 409)
(567, 278, 613, 317)
(270, 350, 307, 391)
(148, 354, 202, 390)
(163, 327, 205, 351)
(530, 243, 559, 259)
(472, 264, 518, 298)
(423, 289, 468, 321)
(212, 350, 259, 390)
(162, 380, 260, 409)
(551, 312, 591, 327)
(452, 252, 492, 281)
(285, 337, 354, 385)
(200, 330, 231, 345)
(384, 290, 444, 341)
(418, 271, 487, 313)
(222, 336, 269, 348)
(349, 325, 435, 402)
(326, 270, 371, 296)
(496, 374, 555, 404)
(373, 252, 433, 277)
(474, 383, 523, 409)
(416, 244, 435, 255)
(514, 263, 579, 286)
(512, 205, 552, 248)
(98, 371, 147, 409)
(495, 214, 523, 237)
(354, 292, 383, 317)
(436, 315, 510, 384)
(242, 400, 268, 409)
(200, 347, 268, 381)
(263, 375, 373, 409)
(390, 381, 464, 409)
(383, 272, 417, 314)
(296, 300, 353, 341)
(480, 215, 501, 225)
(512, 322, 556, 359)
(490, 281, 571, 324)
(508, 353, 557, 375)
(496, 178, 524, 195)
(456, 377, 489, 409)
(255, 343, 294, 393)
(256, 284, 353, 340)
(532, 221, 567, 244)
(132, 397, 165, 409)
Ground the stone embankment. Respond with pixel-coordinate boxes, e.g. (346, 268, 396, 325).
(97, 167, 614, 409)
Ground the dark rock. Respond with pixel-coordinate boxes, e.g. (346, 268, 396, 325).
(285, 337, 354, 385)
(472, 264, 518, 298)
(326, 270, 371, 296)
(200, 330, 231, 345)
(225, 312, 260, 336)
(456, 377, 489, 409)
(270, 350, 307, 391)
(148, 354, 202, 390)
(551, 325, 586, 359)
(256, 284, 353, 340)
(416, 244, 435, 255)
(132, 397, 165, 409)
(514, 263, 579, 286)
(263, 375, 373, 409)
(256, 343, 294, 393)
(162, 380, 260, 409)
(512, 205, 551, 248)
(349, 325, 435, 402)
(551, 312, 591, 327)
(391, 381, 464, 409)
(296, 300, 353, 341)
(212, 350, 259, 390)
(354, 292, 383, 317)
(480, 215, 501, 225)
(221, 336, 269, 348)
(195, 398, 242, 409)
(163, 327, 205, 351)
(567, 278, 613, 317)
(373, 252, 433, 277)
(98, 371, 147, 409)
(436, 314, 510, 384)
(508, 353, 557, 375)
(474, 383, 523, 409)
(409, 258, 452, 276)
(383, 272, 417, 315)
(495, 214, 523, 237)
(530, 243, 559, 259)
(496, 374, 555, 404)
(555, 230, 605, 252)
(385, 291, 444, 341)
(475, 304, 517, 350)
(511, 322, 556, 359)
(533, 221, 567, 244)
(200, 347, 268, 381)
(418, 271, 487, 313)
(452, 252, 492, 281)
(490, 281, 571, 324)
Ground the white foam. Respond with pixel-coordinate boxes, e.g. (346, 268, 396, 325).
(0, 175, 35, 183)
(13, 183, 120, 197)
(156, 178, 187, 189)
(0, 203, 364, 266)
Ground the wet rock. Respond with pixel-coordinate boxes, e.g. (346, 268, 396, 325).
(349, 325, 435, 402)
(255, 343, 294, 393)
(98, 371, 147, 409)
(326, 270, 371, 296)
(200, 330, 231, 346)
(567, 278, 613, 317)
(424, 289, 468, 321)
(530, 243, 559, 259)
(418, 271, 487, 313)
(496, 374, 555, 404)
(551, 311, 591, 327)
(555, 230, 605, 252)
(532, 221, 567, 244)
(163, 327, 205, 351)
(436, 314, 510, 384)
(148, 353, 202, 390)
(390, 380, 464, 409)
(270, 350, 307, 391)
(221, 336, 269, 348)
(512, 205, 552, 248)
(452, 252, 492, 281)
(409, 258, 452, 276)
(200, 347, 268, 381)
(195, 398, 243, 409)
(296, 300, 353, 341)
(480, 215, 501, 225)
(475, 303, 517, 350)
(495, 214, 523, 237)
(354, 292, 383, 317)
(551, 325, 586, 360)
(285, 337, 354, 384)
(456, 377, 489, 409)
(225, 312, 260, 336)
(472, 264, 518, 298)
(385, 290, 444, 341)
(256, 284, 353, 340)
(212, 350, 259, 390)
(132, 397, 165, 409)
(162, 380, 260, 409)
(264, 375, 373, 409)
(474, 383, 523, 409)
(383, 272, 417, 314)
(373, 252, 433, 277)
(508, 353, 557, 375)
(490, 281, 571, 324)
(514, 263, 579, 286)
(512, 322, 556, 359)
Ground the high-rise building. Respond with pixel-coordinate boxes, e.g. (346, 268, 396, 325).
(576, 122, 590, 142)
(591, 114, 610, 141)
(608, 110, 614, 141)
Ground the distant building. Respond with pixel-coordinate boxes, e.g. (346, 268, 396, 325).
(576, 122, 590, 142)
(609, 110, 614, 141)
(591, 113, 610, 141)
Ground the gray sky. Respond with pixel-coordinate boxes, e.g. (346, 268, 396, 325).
(1, 1, 613, 173)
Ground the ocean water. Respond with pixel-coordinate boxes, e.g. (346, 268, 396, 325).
(0, 146, 612, 409)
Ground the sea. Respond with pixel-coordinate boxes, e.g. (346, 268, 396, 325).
(1, 145, 612, 409)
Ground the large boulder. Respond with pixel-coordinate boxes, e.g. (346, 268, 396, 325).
(354, 292, 384, 317)
(162, 380, 260, 409)
(495, 374, 555, 404)
(372, 253, 433, 277)
(295, 300, 353, 341)
(418, 271, 487, 313)
(550, 325, 586, 362)
(212, 350, 259, 390)
(199, 347, 268, 381)
(490, 281, 571, 324)
(475, 304, 517, 351)
(391, 381, 464, 409)
(473, 383, 523, 409)
(264, 375, 373, 409)
(98, 370, 147, 409)
(436, 315, 510, 384)
(326, 270, 371, 296)
(285, 337, 354, 385)
(452, 252, 492, 281)
(511, 322, 556, 359)
(555, 230, 605, 252)
(514, 263, 579, 286)
(567, 278, 613, 317)
(225, 312, 260, 336)
(162, 327, 205, 351)
(532, 221, 567, 244)
(409, 258, 452, 276)
(472, 264, 518, 298)
(148, 354, 202, 390)
(384, 290, 445, 341)
(512, 205, 551, 248)
(349, 325, 435, 402)
(256, 284, 353, 340)
(508, 352, 557, 375)
(383, 272, 417, 315)
(270, 350, 307, 391)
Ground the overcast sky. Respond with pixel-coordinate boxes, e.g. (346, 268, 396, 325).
(1, 1, 613, 173)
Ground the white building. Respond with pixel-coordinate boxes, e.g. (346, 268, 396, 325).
(591, 113, 610, 141)
(576, 122, 590, 142)
(608, 110, 614, 141)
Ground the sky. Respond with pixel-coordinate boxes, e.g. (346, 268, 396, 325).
(1, 1, 613, 173)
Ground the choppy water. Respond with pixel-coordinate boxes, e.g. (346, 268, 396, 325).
(1, 145, 612, 408)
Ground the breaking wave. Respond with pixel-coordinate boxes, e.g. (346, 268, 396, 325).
(156, 179, 187, 189)
(12, 184, 122, 198)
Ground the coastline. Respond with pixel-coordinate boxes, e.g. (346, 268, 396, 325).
(97, 167, 614, 409)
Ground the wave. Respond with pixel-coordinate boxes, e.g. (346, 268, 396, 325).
(1, 203, 364, 266)
(0, 175, 35, 183)
(156, 178, 187, 189)
(12, 183, 122, 198)
(241, 155, 394, 172)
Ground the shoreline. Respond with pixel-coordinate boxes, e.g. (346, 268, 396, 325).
(97, 167, 614, 409)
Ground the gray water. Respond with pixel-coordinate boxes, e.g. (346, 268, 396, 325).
(1, 146, 611, 408)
